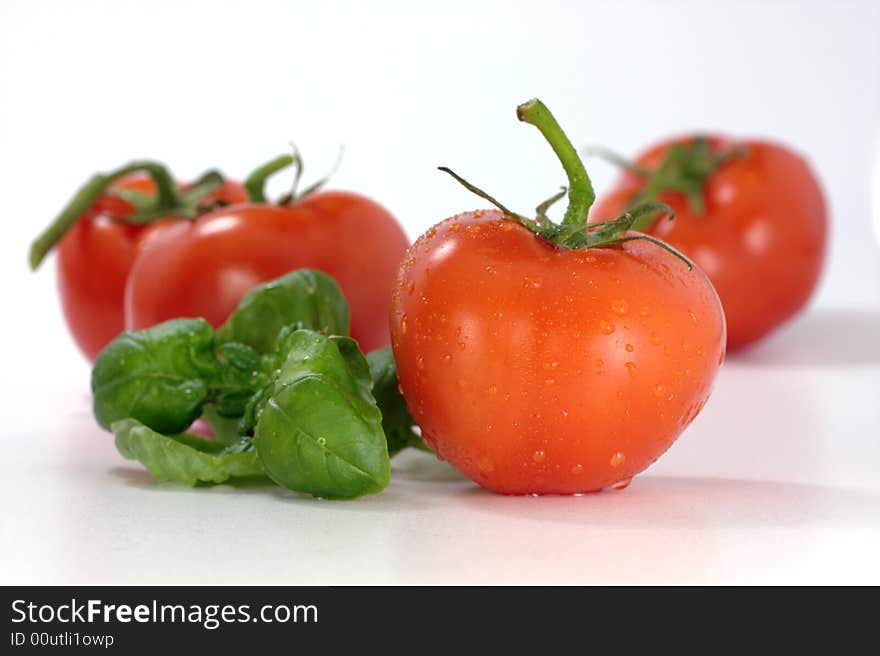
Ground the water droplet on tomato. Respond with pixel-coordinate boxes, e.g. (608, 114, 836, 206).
(532, 450, 546, 463)
(663, 346, 671, 356)
(609, 477, 632, 491)
(317, 437, 327, 446)
(696, 345, 705, 356)
(477, 456, 495, 473)
(610, 451, 626, 467)
(442, 353, 452, 364)
(688, 310, 698, 324)
(416, 356, 424, 370)
(571, 463, 584, 475)
(545, 378, 555, 386)
(543, 360, 559, 370)
(652, 383, 666, 398)
(625, 343, 634, 352)
(400, 315, 408, 334)
(651, 333, 662, 345)
(625, 362, 637, 377)
(611, 299, 629, 315)
(600, 320, 615, 335)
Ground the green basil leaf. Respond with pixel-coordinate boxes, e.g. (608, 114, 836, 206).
(366, 347, 424, 456)
(113, 418, 266, 486)
(216, 270, 350, 354)
(253, 329, 390, 499)
(201, 403, 244, 443)
(91, 319, 219, 434)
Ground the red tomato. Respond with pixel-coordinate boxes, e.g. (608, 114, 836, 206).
(590, 136, 827, 350)
(55, 175, 247, 361)
(390, 211, 725, 494)
(125, 190, 409, 352)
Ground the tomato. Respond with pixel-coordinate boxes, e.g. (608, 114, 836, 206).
(125, 190, 409, 352)
(390, 99, 725, 494)
(391, 211, 724, 493)
(590, 136, 827, 350)
(52, 173, 246, 361)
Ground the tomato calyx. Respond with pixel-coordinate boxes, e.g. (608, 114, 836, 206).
(586, 138, 748, 222)
(29, 161, 227, 270)
(439, 98, 692, 269)
(244, 146, 342, 206)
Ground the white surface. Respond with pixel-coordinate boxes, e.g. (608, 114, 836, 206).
(1, 1, 879, 584)
(1, 310, 878, 585)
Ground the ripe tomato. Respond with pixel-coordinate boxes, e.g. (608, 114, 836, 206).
(590, 136, 827, 350)
(125, 190, 409, 352)
(391, 99, 725, 494)
(391, 211, 724, 494)
(52, 173, 246, 361)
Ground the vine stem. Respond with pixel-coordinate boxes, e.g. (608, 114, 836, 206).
(516, 99, 595, 242)
(29, 161, 180, 270)
(244, 154, 296, 203)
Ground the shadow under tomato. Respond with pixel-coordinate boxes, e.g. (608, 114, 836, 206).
(730, 309, 880, 367)
(449, 475, 880, 529)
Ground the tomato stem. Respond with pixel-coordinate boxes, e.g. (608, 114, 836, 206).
(516, 99, 595, 245)
(244, 154, 296, 203)
(29, 161, 181, 270)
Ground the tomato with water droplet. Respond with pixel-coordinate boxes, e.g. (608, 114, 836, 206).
(390, 99, 726, 495)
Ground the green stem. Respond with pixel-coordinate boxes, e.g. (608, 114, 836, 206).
(516, 99, 595, 239)
(29, 161, 179, 270)
(244, 154, 296, 203)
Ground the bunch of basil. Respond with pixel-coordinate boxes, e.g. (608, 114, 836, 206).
(91, 270, 422, 500)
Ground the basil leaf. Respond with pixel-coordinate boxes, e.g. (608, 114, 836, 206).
(216, 269, 350, 354)
(366, 347, 424, 456)
(113, 418, 266, 486)
(253, 329, 390, 499)
(91, 319, 219, 434)
(201, 403, 244, 444)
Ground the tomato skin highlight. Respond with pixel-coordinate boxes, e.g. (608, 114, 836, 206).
(390, 211, 725, 495)
(55, 175, 248, 362)
(126, 190, 409, 353)
(591, 137, 827, 350)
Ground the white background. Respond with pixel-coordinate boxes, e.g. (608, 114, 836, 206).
(0, 0, 878, 584)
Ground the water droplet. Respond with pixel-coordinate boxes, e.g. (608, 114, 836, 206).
(609, 477, 632, 491)
(560, 409, 569, 418)
(663, 346, 671, 356)
(442, 353, 452, 364)
(688, 310, 699, 324)
(651, 333, 662, 345)
(625, 362, 638, 377)
(317, 437, 327, 446)
(458, 341, 466, 350)
(485, 264, 497, 274)
(416, 356, 425, 370)
(545, 378, 555, 386)
(397, 383, 404, 394)
(610, 451, 626, 467)
(532, 450, 546, 463)
(524, 276, 542, 289)
(638, 307, 650, 318)
(488, 385, 498, 394)
(571, 463, 584, 475)
(400, 315, 408, 334)
(696, 345, 705, 356)
(611, 299, 629, 315)
(625, 343, 634, 352)
(652, 384, 666, 398)
(543, 360, 559, 370)
(595, 358, 604, 367)
(600, 320, 615, 335)
(477, 456, 495, 473)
